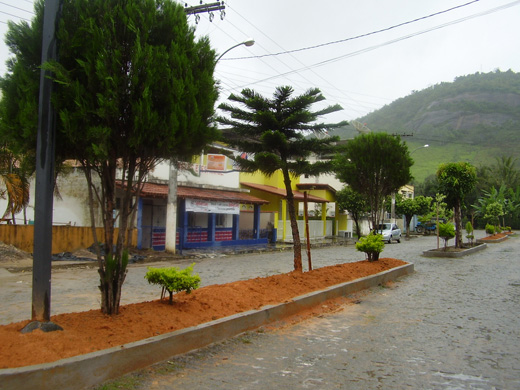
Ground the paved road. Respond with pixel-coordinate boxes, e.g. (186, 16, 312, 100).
(0, 235, 421, 325)
(2, 233, 519, 389)
(110, 233, 518, 389)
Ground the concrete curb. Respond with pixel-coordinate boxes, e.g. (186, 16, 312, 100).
(476, 235, 509, 244)
(422, 243, 487, 258)
(0, 262, 414, 390)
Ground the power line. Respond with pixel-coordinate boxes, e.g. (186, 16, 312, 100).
(0, 1, 34, 15)
(225, 0, 484, 61)
(235, 0, 520, 89)
(0, 10, 31, 22)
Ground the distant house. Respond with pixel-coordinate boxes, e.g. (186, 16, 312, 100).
(0, 144, 353, 252)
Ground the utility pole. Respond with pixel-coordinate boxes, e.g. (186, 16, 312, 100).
(22, 0, 63, 333)
(165, 1, 227, 253)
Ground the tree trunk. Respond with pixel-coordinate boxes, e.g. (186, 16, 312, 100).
(405, 214, 412, 238)
(454, 202, 462, 248)
(282, 169, 302, 272)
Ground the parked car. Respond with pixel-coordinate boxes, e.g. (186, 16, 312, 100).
(374, 223, 402, 243)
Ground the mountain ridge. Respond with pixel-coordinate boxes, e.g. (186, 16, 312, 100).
(330, 69, 520, 182)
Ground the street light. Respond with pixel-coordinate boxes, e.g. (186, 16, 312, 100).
(165, 38, 255, 253)
(216, 38, 255, 62)
(411, 144, 429, 154)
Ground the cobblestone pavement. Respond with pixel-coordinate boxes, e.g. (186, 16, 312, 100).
(2, 233, 520, 389)
(116, 233, 519, 389)
(0, 236, 411, 325)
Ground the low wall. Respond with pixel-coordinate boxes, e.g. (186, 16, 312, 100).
(0, 262, 414, 390)
(0, 225, 137, 253)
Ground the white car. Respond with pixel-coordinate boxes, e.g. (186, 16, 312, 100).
(375, 223, 402, 243)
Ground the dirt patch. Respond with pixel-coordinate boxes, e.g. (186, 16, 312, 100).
(0, 258, 406, 369)
(479, 233, 508, 241)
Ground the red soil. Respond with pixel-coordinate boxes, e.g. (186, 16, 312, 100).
(0, 258, 406, 369)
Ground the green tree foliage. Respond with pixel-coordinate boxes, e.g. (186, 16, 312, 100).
(0, 147, 31, 223)
(145, 264, 201, 305)
(490, 156, 520, 189)
(394, 194, 431, 238)
(335, 186, 368, 238)
(414, 174, 439, 198)
(1, 0, 218, 314)
(484, 202, 504, 232)
(465, 221, 474, 244)
(437, 162, 477, 248)
(355, 233, 384, 262)
(438, 222, 456, 250)
(334, 132, 413, 231)
(218, 86, 347, 272)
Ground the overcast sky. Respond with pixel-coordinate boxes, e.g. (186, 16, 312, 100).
(1, 0, 519, 123)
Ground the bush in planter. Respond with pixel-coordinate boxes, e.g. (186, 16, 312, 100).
(465, 221, 474, 245)
(145, 263, 201, 304)
(438, 222, 455, 251)
(356, 233, 385, 262)
(485, 223, 495, 235)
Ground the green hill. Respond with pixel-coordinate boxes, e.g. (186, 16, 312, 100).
(330, 70, 520, 183)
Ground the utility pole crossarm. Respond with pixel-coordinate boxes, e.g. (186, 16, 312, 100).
(185, 2, 225, 15)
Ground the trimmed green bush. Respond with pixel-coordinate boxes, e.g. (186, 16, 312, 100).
(465, 221, 474, 244)
(438, 222, 456, 250)
(145, 263, 201, 304)
(356, 233, 385, 262)
(485, 223, 495, 235)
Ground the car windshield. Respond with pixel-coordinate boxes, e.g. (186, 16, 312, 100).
(375, 224, 391, 231)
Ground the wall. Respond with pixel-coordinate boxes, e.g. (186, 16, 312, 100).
(0, 225, 137, 253)
(0, 168, 95, 227)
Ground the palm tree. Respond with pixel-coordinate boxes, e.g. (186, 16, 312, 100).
(0, 147, 30, 224)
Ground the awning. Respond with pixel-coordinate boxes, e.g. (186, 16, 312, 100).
(132, 181, 268, 205)
(296, 183, 337, 194)
(241, 182, 329, 203)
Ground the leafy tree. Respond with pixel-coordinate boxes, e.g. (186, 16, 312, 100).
(218, 86, 347, 272)
(437, 162, 477, 248)
(414, 174, 439, 198)
(394, 194, 431, 238)
(334, 132, 413, 231)
(490, 156, 520, 189)
(1, 0, 219, 314)
(335, 186, 368, 238)
(484, 202, 504, 232)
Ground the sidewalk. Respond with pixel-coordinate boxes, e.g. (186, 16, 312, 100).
(128, 233, 520, 389)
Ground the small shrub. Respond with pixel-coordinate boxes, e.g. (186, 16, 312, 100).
(145, 263, 201, 304)
(465, 221, 474, 244)
(485, 223, 495, 235)
(356, 233, 384, 262)
(438, 222, 455, 250)
(505, 226, 512, 232)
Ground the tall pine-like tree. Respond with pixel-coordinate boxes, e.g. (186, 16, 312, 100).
(218, 86, 347, 271)
(0, 0, 219, 314)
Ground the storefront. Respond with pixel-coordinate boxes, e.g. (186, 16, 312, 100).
(134, 182, 269, 251)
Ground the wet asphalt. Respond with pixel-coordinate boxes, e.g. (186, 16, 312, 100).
(2, 232, 519, 389)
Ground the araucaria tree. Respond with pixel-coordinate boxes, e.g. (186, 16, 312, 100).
(218, 86, 347, 272)
(437, 162, 477, 248)
(334, 132, 413, 231)
(0, 0, 218, 314)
